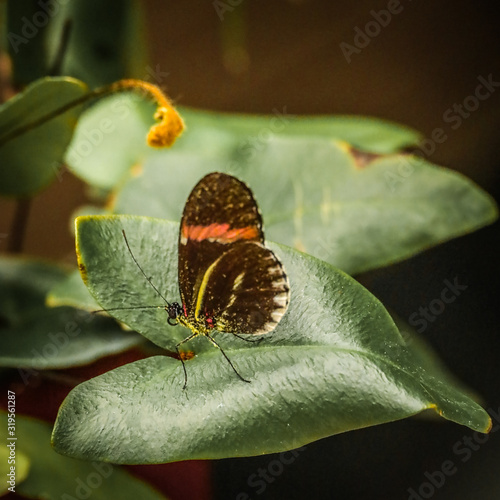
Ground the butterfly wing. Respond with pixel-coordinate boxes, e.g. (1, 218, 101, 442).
(178, 172, 264, 319)
(195, 241, 290, 334)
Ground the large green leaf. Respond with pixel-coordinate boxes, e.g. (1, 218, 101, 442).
(112, 139, 497, 275)
(0, 257, 143, 369)
(65, 94, 421, 190)
(176, 106, 422, 154)
(0, 412, 167, 499)
(0, 77, 88, 197)
(64, 94, 159, 189)
(45, 255, 478, 402)
(51, 215, 490, 464)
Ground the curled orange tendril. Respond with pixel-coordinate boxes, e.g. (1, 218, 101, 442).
(109, 79, 185, 148)
(147, 105, 185, 148)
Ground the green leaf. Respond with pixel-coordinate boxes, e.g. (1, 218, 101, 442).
(0, 412, 167, 499)
(65, 94, 158, 189)
(0, 77, 88, 197)
(390, 312, 480, 403)
(47, 269, 101, 311)
(64, 95, 421, 190)
(51, 215, 491, 464)
(7, 2, 48, 85)
(0, 257, 143, 369)
(112, 138, 498, 275)
(46, 258, 483, 407)
(177, 106, 422, 153)
(45, 0, 148, 88)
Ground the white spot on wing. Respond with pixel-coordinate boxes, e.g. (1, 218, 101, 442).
(273, 295, 288, 307)
(255, 322, 277, 334)
(271, 311, 283, 322)
(272, 278, 288, 289)
(267, 265, 283, 276)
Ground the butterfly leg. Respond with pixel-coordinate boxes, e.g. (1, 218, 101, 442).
(175, 332, 199, 390)
(231, 332, 264, 344)
(206, 334, 251, 384)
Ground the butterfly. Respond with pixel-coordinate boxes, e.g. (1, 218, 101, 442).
(121, 172, 290, 388)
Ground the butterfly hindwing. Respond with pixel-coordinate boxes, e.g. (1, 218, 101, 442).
(178, 173, 264, 319)
(194, 241, 289, 335)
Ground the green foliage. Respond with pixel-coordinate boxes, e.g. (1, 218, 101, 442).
(63, 94, 497, 275)
(7, 0, 146, 88)
(6, 1, 48, 84)
(0, 257, 143, 370)
(47, 269, 100, 311)
(45, 0, 148, 88)
(177, 106, 422, 153)
(65, 94, 421, 190)
(0, 77, 87, 197)
(112, 138, 496, 275)
(0, 8, 497, 473)
(64, 94, 158, 189)
(50, 215, 490, 464)
(0, 412, 167, 499)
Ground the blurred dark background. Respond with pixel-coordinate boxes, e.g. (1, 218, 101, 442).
(1, 1, 499, 499)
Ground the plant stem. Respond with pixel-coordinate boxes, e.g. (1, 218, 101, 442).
(8, 198, 32, 253)
(0, 78, 184, 148)
(0, 89, 101, 147)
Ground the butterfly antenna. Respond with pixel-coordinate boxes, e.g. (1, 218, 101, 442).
(92, 305, 164, 314)
(122, 229, 171, 306)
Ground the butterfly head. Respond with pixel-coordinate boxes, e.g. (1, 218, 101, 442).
(166, 302, 183, 326)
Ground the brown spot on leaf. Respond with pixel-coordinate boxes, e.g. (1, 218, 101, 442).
(485, 417, 494, 434)
(78, 262, 88, 284)
(179, 350, 195, 361)
(349, 145, 383, 169)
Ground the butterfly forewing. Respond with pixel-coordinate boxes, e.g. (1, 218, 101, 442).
(196, 241, 290, 334)
(178, 173, 264, 319)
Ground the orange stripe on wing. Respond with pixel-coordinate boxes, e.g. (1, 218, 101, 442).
(182, 223, 259, 243)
